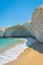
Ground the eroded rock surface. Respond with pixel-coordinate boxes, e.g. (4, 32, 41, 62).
(31, 4, 43, 42)
(0, 28, 5, 37)
(5, 25, 30, 37)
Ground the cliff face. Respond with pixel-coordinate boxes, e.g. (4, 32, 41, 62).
(0, 4, 43, 42)
(23, 20, 34, 37)
(0, 28, 5, 37)
(5, 25, 30, 37)
(31, 4, 43, 42)
(0, 22, 32, 38)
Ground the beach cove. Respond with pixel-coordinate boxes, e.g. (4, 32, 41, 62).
(0, 37, 35, 65)
(0, 2, 43, 65)
(0, 38, 27, 65)
(5, 39, 43, 65)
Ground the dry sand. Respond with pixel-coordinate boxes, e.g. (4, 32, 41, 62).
(4, 41, 43, 65)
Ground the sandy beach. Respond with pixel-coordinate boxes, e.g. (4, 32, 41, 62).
(5, 40, 43, 65)
(0, 38, 27, 65)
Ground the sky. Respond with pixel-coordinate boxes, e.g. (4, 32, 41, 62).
(0, 0, 43, 27)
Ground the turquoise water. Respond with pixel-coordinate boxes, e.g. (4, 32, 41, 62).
(0, 38, 18, 48)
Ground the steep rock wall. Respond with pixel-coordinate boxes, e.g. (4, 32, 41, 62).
(23, 20, 34, 37)
(0, 29, 5, 37)
(31, 4, 43, 42)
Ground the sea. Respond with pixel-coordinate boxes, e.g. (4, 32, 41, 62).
(0, 38, 18, 48)
(0, 37, 36, 65)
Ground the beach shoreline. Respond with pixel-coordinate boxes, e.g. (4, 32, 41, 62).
(0, 38, 27, 54)
(5, 43, 43, 65)
(4, 39, 43, 65)
(0, 38, 27, 65)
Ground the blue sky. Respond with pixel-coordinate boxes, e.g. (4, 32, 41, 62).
(0, 0, 43, 27)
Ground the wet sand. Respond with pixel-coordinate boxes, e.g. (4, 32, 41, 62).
(5, 41, 43, 65)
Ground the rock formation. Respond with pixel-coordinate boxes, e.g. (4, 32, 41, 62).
(4, 25, 30, 37)
(23, 20, 34, 37)
(31, 4, 43, 42)
(0, 28, 5, 37)
(0, 4, 43, 42)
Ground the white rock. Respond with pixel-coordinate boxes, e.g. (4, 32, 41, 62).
(5, 25, 30, 37)
(31, 4, 43, 42)
(0, 29, 5, 37)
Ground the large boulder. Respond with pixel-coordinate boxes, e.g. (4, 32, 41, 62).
(31, 4, 43, 42)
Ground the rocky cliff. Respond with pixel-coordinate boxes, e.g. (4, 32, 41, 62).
(31, 4, 43, 42)
(0, 28, 6, 37)
(0, 4, 43, 42)
(0, 22, 32, 38)
(23, 20, 34, 37)
(0, 21, 33, 37)
(4, 25, 30, 37)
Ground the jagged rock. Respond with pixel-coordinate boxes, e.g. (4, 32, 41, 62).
(31, 4, 43, 42)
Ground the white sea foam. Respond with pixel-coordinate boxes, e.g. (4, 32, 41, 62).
(0, 42, 27, 65)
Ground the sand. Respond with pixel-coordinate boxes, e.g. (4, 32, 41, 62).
(5, 41, 43, 65)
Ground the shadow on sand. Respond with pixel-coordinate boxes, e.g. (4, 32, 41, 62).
(26, 38, 43, 54)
